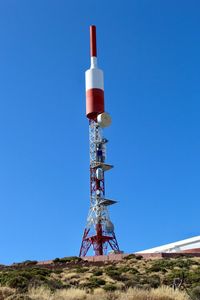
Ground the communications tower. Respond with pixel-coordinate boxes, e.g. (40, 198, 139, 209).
(79, 26, 120, 256)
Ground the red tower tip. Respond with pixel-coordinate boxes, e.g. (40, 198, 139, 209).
(90, 25, 97, 57)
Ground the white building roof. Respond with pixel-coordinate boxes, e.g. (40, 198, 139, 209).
(137, 235, 200, 253)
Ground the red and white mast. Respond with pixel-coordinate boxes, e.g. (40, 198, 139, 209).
(79, 26, 120, 256)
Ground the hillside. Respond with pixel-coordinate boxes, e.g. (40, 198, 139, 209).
(0, 254, 200, 299)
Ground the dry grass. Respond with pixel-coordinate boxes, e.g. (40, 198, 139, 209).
(152, 286, 189, 299)
(26, 286, 189, 300)
(0, 286, 15, 299)
(28, 286, 52, 300)
(61, 272, 79, 280)
(117, 287, 189, 300)
(54, 289, 87, 300)
(28, 287, 87, 300)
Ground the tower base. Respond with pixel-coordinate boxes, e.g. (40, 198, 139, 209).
(79, 227, 120, 257)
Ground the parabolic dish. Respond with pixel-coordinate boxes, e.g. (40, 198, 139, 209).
(97, 112, 112, 128)
(105, 220, 114, 233)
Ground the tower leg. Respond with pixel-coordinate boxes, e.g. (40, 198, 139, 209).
(79, 229, 91, 257)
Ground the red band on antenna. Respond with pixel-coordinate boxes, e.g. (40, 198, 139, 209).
(90, 25, 97, 57)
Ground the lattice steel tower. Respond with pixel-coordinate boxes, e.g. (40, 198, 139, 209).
(79, 26, 120, 257)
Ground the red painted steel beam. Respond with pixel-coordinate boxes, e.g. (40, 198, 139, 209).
(90, 25, 97, 57)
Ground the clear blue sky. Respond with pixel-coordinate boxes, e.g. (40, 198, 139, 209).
(0, 0, 200, 264)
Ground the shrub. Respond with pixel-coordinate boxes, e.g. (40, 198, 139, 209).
(89, 277, 106, 286)
(139, 275, 151, 285)
(163, 269, 187, 285)
(187, 267, 200, 284)
(149, 258, 195, 274)
(0, 268, 54, 292)
(44, 279, 65, 290)
(135, 255, 143, 260)
(129, 267, 139, 274)
(93, 269, 103, 276)
(7, 276, 29, 291)
(105, 268, 126, 281)
(124, 279, 139, 288)
(103, 284, 117, 292)
(170, 258, 194, 269)
(79, 282, 97, 289)
(191, 286, 200, 300)
(12, 260, 38, 267)
(105, 267, 119, 276)
(123, 254, 136, 260)
(53, 256, 82, 264)
(79, 277, 106, 290)
(147, 275, 161, 288)
(117, 266, 130, 273)
(75, 266, 89, 273)
(148, 259, 174, 272)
